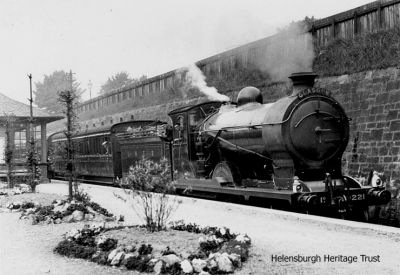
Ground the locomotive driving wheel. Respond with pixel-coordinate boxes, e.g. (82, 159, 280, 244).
(212, 161, 242, 187)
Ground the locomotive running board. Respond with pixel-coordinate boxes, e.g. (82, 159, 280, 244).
(175, 178, 294, 202)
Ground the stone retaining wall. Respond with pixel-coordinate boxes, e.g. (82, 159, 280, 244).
(317, 67, 400, 179)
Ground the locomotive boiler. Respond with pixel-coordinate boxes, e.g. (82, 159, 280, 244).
(169, 72, 390, 217)
(200, 72, 348, 188)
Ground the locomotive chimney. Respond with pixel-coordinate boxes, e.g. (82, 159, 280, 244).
(289, 72, 318, 96)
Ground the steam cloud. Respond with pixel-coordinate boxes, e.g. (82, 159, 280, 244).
(181, 22, 314, 100)
(184, 64, 230, 102)
(256, 22, 315, 81)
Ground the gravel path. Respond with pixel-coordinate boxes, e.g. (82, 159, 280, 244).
(1, 182, 400, 275)
(0, 212, 142, 275)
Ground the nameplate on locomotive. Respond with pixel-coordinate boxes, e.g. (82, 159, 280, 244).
(298, 88, 332, 99)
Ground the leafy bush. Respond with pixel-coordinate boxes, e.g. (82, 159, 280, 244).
(163, 262, 182, 275)
(34, 205, 54, 221)
(171, 221, 251, 260)
(138, 244, 153, 255)
(170, 221, 236, 241)
(121, 158, 180, 232)
(187, 251, 208, 260)
(54, 240, 97, 259)
(169, 221, 203, 234)
(52, 211, 64, 220)
(206, 65, 269, 94)
(87, 201, 113, 217)
(199, 237, 223, 253)
(98, 238, 118, 252)
(125, 157, 173, 193)
(74, 188, 91, 204)
(21, 202, 35, 209)
(91, 251, 109, 265)
(65, 203, 89, 215)
(314, 27, 400, 76)
(124, 256, 152, 272)
(220, 239, 251, 262)
(75, 235, 96, 247)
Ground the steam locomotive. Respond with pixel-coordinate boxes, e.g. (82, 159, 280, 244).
(167, 72, 390, 218)
(48, 72, 391, 219)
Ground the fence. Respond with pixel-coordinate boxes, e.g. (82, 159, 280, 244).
(312, 0, 400, 46)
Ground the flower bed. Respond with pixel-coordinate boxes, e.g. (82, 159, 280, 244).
(54, 221, 251, 274)
(6, 197, 115, 225)
(0, 183, 31, 196)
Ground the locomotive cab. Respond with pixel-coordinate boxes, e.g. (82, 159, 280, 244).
(168, 101, 224, 179)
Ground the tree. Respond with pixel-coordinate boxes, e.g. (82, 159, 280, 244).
(26, 134, 41, 192)
(34, 71, 83, 114)
(1, 113, 16, 188)
(99, 72, 147, 95)
(58, 90, 79, 200)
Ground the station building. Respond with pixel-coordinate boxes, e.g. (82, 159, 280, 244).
(0, 93, 63, 182)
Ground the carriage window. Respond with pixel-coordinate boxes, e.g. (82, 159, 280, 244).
(175, 116, 185, 131)
(92, 138, 96, 154)
(102, 139, 110, 154)
(174, 115, 186, 142)
(96, 137, 100, 154)
(89, 138, 93, 154)
(189, 112, 200, 126)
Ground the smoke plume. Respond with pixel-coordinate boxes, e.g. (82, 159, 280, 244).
(256, 22, 315, 81)
(184, 64, 229, 101)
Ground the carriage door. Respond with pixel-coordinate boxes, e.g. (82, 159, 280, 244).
(111, 133, 123, 180)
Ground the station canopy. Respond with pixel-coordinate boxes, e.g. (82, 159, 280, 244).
(0, 93, 63, 177)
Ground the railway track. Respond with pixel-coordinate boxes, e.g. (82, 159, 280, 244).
(52, 178, 399, 228)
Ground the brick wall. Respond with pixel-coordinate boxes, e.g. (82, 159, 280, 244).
(317, 68, 400, 180)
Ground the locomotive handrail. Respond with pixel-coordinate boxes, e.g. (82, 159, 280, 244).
(206, 131, 277, 166)
(294, 111, 340, 128)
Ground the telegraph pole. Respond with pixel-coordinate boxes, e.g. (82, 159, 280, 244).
(88, 80, 92, 99)
(27, 74, 35, 187)
(67, 70, 73, 199)
(69, 70, 73, 91)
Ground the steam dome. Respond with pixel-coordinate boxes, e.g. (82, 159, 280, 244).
(237, 86, 263, 106)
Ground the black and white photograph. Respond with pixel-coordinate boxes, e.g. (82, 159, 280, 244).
(1, 0, 400, 274)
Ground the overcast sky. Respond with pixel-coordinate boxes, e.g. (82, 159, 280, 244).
(1, 0, 373, 104)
